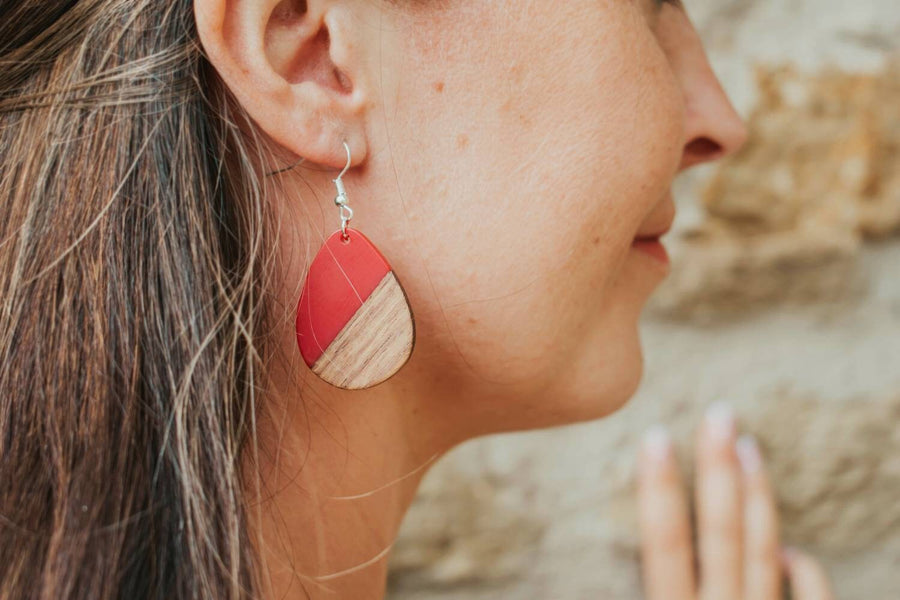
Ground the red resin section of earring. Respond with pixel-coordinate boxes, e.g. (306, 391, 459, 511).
(295, 228, 393, 368)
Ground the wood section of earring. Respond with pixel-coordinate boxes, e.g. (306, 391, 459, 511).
(295, 228, 415, 390)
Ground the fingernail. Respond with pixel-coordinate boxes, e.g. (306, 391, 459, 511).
(736, 434, 763, 473)
(642, 425, 672, 461)
(705, 402, 736, 442)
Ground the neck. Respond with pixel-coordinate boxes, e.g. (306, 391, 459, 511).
(248, 363, 455, 600)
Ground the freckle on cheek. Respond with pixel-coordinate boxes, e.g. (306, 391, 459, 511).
(433, 81, 445, 93)
(457, 133, 469, 149)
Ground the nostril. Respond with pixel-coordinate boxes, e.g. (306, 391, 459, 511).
(685, 137, 724, 160)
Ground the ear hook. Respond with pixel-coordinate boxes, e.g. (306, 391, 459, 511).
(333, 141, 351, 200)
(337, 141, 352, 180)
(333, 140, 354, 240)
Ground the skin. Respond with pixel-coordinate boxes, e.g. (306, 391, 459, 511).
(192, 0, 834, 598)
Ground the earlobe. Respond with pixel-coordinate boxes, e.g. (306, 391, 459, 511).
(193, 0, 368, 168)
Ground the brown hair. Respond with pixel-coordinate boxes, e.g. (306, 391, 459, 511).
(0, 0, 284, 597)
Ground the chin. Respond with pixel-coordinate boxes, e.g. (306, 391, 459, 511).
(507, 329, 646, 433)
(565, 348, 644, 425)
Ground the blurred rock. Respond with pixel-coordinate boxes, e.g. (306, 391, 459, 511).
(651, 63, 900, 321)
(746, 390, 900, 553)
(387, 468, 546, 589)
(704, 63, 900, 241)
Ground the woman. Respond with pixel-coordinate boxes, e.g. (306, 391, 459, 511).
(0, 0, 835, 598)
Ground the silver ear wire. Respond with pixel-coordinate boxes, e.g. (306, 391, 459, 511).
(333, 141, 354, 241)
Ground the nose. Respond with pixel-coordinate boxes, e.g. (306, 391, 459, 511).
(660, 12, 749, 172)
(679, 67, 749, 171)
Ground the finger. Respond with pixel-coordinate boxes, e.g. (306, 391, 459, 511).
(783, 548, 834, 600)
(637, 426, 696, 600)
(696, 403, 743, 600)
(737, 435, 781, 600)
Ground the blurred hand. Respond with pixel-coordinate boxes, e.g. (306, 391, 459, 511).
(636, 404, 834, 600)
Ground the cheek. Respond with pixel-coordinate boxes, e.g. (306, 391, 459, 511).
(383, 1, 683, 389)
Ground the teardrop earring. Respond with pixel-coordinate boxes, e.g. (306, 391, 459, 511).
(294, 141, 416, 390)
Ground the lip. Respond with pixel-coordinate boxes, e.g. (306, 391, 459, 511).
(633, 224, 672, 241)
(631, 196, 675, 267)
(633, 198, 676, 241)
(631, 238, 670, 266)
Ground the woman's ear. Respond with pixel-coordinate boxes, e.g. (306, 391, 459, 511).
(193, 0, 369, 167)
